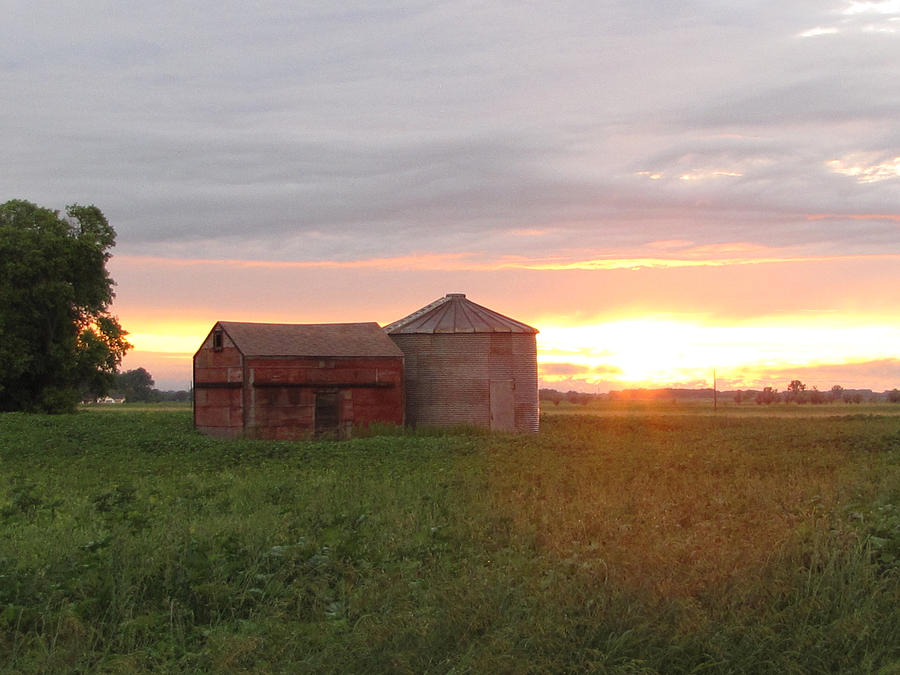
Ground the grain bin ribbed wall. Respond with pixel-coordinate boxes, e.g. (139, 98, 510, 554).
(386, 294, 539, 433)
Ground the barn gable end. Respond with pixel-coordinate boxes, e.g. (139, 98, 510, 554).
(193, 324, 245, 437)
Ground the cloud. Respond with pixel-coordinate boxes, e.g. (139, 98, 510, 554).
(827, 154, 900, 183)
(732, 358, 900, 391)
(540, 363, 587, 376)
(796, 0, 900, 37)
(2, 1, 898, 270)
(797, 26, 842, 37)
(592, 364, 624, 375)
(843, 0, 900, 15)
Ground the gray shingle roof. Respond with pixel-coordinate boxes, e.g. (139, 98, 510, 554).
(217, 321, 403, 357)
(384, 293, 538, 335)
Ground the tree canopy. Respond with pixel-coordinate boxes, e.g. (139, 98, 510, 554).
(0, 199, 130, 412)
(114, 367, 155, 403)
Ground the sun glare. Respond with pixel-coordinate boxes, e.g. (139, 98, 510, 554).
(537, 316, 900, 390)
(124, 321, 212, 355)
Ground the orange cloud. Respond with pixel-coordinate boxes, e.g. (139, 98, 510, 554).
(506, 252, 900, 271)
(806, 213, 900, 222)
(115, 248, 900, 275)
(539, 363, 588, 376)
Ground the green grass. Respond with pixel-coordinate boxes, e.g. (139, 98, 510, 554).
(1, 408, 898, 672)
(78, 401, 192, 413)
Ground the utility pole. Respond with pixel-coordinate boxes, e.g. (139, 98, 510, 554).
(713, 368, 717, 412)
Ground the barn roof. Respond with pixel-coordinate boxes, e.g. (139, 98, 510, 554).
(384, 293, 538, 335)
(216, 321, 403, 357)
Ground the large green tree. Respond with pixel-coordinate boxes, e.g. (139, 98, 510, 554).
(0, 199, 131, 412)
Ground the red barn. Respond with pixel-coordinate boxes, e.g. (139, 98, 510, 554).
(193, 321, 404, 440)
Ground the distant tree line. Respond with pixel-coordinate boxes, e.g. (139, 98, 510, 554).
(86, 367, 190, 403)
(744, 381, 866, 405)
(539, 389, 593, 406)
(540, 384, 900, 406)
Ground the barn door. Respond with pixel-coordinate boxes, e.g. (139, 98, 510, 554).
(315, 391, 340, 439)
(490, 379, 515, 431)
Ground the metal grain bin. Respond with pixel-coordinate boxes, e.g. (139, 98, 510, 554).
(385, 293, 539, 432)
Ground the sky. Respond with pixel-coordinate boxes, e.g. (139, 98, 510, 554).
(3, 1, 899, 392)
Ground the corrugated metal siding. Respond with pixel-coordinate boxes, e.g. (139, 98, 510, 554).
(391, 332, 538, 432)
(511, 334, 539, 433)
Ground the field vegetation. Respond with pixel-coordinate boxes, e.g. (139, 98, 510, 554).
(544, 397, 900, 418)
(1, 406, 898, 672)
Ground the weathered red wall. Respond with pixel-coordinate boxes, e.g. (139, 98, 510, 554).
(194, 336, 403, 440)
(245, 356, 403, 440)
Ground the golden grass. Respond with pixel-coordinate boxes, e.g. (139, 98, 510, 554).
(482, 415, 893, 600)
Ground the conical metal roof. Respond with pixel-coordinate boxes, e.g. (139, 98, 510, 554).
(385, 293, 538, 335)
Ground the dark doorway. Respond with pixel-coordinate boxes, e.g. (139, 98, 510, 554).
(315, 391, 340, 438)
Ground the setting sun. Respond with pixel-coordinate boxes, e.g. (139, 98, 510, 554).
(536, 314, 900, 391)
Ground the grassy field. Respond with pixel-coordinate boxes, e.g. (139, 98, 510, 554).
(1, 406, 898, 673)
(544, 398, 900, 417)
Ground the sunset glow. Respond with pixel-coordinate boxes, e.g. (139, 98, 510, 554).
(126, 330, 209, 356)
(108, 243, 900, 393)
(536, 316, 900, 391)
(119, 298, 900, 394)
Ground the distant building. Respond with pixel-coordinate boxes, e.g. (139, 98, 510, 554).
(193, 321, 404, 440)
(385, 293, 539, 432)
